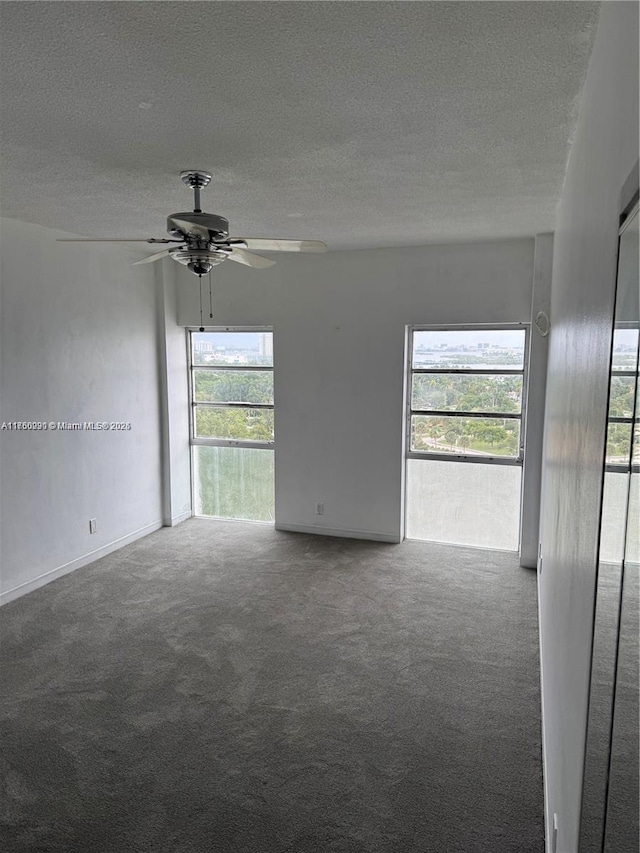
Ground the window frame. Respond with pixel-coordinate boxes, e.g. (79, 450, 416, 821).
(604, 198, 640, 476)
(188, 327, 275, 451)
(405, 323, 530, 467)
(605, 363, 637, 471)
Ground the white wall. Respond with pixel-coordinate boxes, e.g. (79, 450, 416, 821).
(538, 2, 639, 851)
(0, 218, 165, 603)
(178, 238, 535, 542)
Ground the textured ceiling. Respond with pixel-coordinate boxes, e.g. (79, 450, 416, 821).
(0, 1, 599, 249)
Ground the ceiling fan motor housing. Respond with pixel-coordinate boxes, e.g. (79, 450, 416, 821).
(166, 212, 229, 241)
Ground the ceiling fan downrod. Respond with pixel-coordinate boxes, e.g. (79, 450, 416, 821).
(180, 170, 212, 214)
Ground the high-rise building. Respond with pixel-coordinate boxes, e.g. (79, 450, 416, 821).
(258, 333, 273, 360)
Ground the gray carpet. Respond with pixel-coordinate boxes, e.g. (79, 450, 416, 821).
(1, 520, 544, 852)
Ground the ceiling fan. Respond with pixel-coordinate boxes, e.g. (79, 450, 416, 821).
(57, 170, 327, 276)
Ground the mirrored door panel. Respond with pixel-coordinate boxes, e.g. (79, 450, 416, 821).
(603, 206, 639, 853)
(580, 202, 639, 852)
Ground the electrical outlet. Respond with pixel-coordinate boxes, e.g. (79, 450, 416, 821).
(315, 502, 324, 516)
(89, 518, 97, 534)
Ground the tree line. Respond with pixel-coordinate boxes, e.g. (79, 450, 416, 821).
(411, 374, 521, 456)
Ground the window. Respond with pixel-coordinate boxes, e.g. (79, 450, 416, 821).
(606, 326, 639, 468)
(189, 330, 275, 522)
(600, 204, 640, 564)
(405, 326, 528, 550)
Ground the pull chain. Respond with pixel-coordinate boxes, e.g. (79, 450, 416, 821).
(198, 275, 204, 331)
(209, 269, 213, 319)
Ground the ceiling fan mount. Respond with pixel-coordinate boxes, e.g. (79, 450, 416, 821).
(57, 170, 327, 275)
(180, 169, 212, 191)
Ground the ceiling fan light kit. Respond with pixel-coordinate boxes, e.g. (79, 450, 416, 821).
(57, 170, 327, 276)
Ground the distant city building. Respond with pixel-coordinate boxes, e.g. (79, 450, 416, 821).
(258, 333, 273, 360)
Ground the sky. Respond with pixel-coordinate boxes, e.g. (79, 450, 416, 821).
(413, 329, 526, 349)
(613, 328, 639, 349)
(193, 332, 269, 350)
(193, 330, 527, 350)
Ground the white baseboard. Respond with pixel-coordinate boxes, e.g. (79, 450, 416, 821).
(275, 522, 400, 544)
(166, 510, 192, 527)
(0, 519, 163, 605)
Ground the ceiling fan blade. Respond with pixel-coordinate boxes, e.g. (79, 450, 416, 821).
(132, 249, 171, 266)
(56, 238, 178, 243)
(236, 238, 327, 253)
(228, 248, 276, 269)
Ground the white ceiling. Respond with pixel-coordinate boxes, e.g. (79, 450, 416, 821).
(0, 1, 599, 250)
